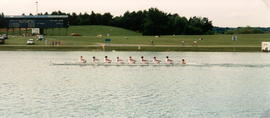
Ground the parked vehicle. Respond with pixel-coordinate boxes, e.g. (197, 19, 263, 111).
(37, 35, 44, 40)
(27, 39, 35, 45)
(2, 34, 8, 39)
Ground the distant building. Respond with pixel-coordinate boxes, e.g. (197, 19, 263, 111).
(3, 15, 69, 35)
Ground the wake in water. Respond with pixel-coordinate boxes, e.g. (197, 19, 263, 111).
(50, 62, 270, 68)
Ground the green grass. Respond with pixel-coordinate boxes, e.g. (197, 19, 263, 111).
(1, 34, 269, 52)
(1, 25, 270, 51)
(0, 25, 141, 36)
(61, 25, 141, 36)
(4, 34, 270, 46)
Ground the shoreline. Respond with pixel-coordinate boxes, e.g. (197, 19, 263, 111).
(0, 45, 261, 52)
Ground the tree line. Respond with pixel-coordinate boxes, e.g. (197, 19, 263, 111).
(214, 26, 270, 34)
(0, 8, 214, 35)
(0, 13, 4, 28)
(225, 27, 264, 34)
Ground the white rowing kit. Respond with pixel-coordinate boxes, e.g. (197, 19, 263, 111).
(51, 62, 183, 66)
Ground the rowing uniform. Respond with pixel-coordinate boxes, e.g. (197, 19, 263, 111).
(80, 59, 87, 63)
(128, 58, 136, 64)
(104, 58, 112, 63)
(165, 58, 173, 64)
(141, 59, 148, 64)
(92, 58, 99, 63)
(153, 59, 161, 64)
(116, 58, 124, 64)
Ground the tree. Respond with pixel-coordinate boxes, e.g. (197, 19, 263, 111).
(101, 13, 113, 25)
(167, 14, 188, 35)
(225, 26, 264, 34)
(0, 13, 5, 28)
(69, 13, 80, 25)
(185, 17, 213, 35)
(95, 13, 102, 25)
(80, 12, 90, 25)
(89, 11, 97, 25)
(4, 9, 214, 35)
(143, 8, 170, 35)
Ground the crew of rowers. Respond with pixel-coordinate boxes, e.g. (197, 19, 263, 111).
(80, 56, 186, 64)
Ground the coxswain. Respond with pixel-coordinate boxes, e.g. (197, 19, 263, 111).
(182, 59, 186, 64)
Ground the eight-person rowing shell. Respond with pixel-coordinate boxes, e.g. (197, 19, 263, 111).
(79, 56, 187, 65)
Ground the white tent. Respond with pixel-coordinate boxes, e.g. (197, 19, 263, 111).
(32, 28, 40, 35)
(262, 42, 270, 52)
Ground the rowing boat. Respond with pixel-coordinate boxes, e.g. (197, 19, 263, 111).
(50, 62, 185, 66)
(50, 62, 270, 68)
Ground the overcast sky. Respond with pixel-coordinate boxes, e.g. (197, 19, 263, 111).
(1, 0, 270, 27)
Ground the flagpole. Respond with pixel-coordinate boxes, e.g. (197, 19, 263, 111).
(35, 1, 39, 15)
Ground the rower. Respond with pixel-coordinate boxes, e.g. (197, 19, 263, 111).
(165, 56, 173, 64)
(116, 57, 124, 64)
(182, 59, 186, 64)
(128, 56, 136, 64)
(104, 56, 112, 63)
(92, 56, 99, 63)
(79, 56, 87, 63)
(140, 56, 148, 64)
(152, 57, 161, 64)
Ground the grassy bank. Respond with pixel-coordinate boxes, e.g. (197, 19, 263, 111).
(1, 25, 269, 52)
(0, 25, 141, 36)
(0, 45, 261, 52)
(4, 34, 270, 45)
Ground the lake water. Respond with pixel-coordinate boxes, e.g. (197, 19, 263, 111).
(0, 51, 270, 118)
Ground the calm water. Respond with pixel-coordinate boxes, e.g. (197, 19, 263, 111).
(0, 51, 270, 118)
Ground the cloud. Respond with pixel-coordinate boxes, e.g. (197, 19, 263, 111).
(262, 0, 270, 8)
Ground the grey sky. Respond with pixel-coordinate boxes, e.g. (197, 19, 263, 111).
(1, 0, 270, 27)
